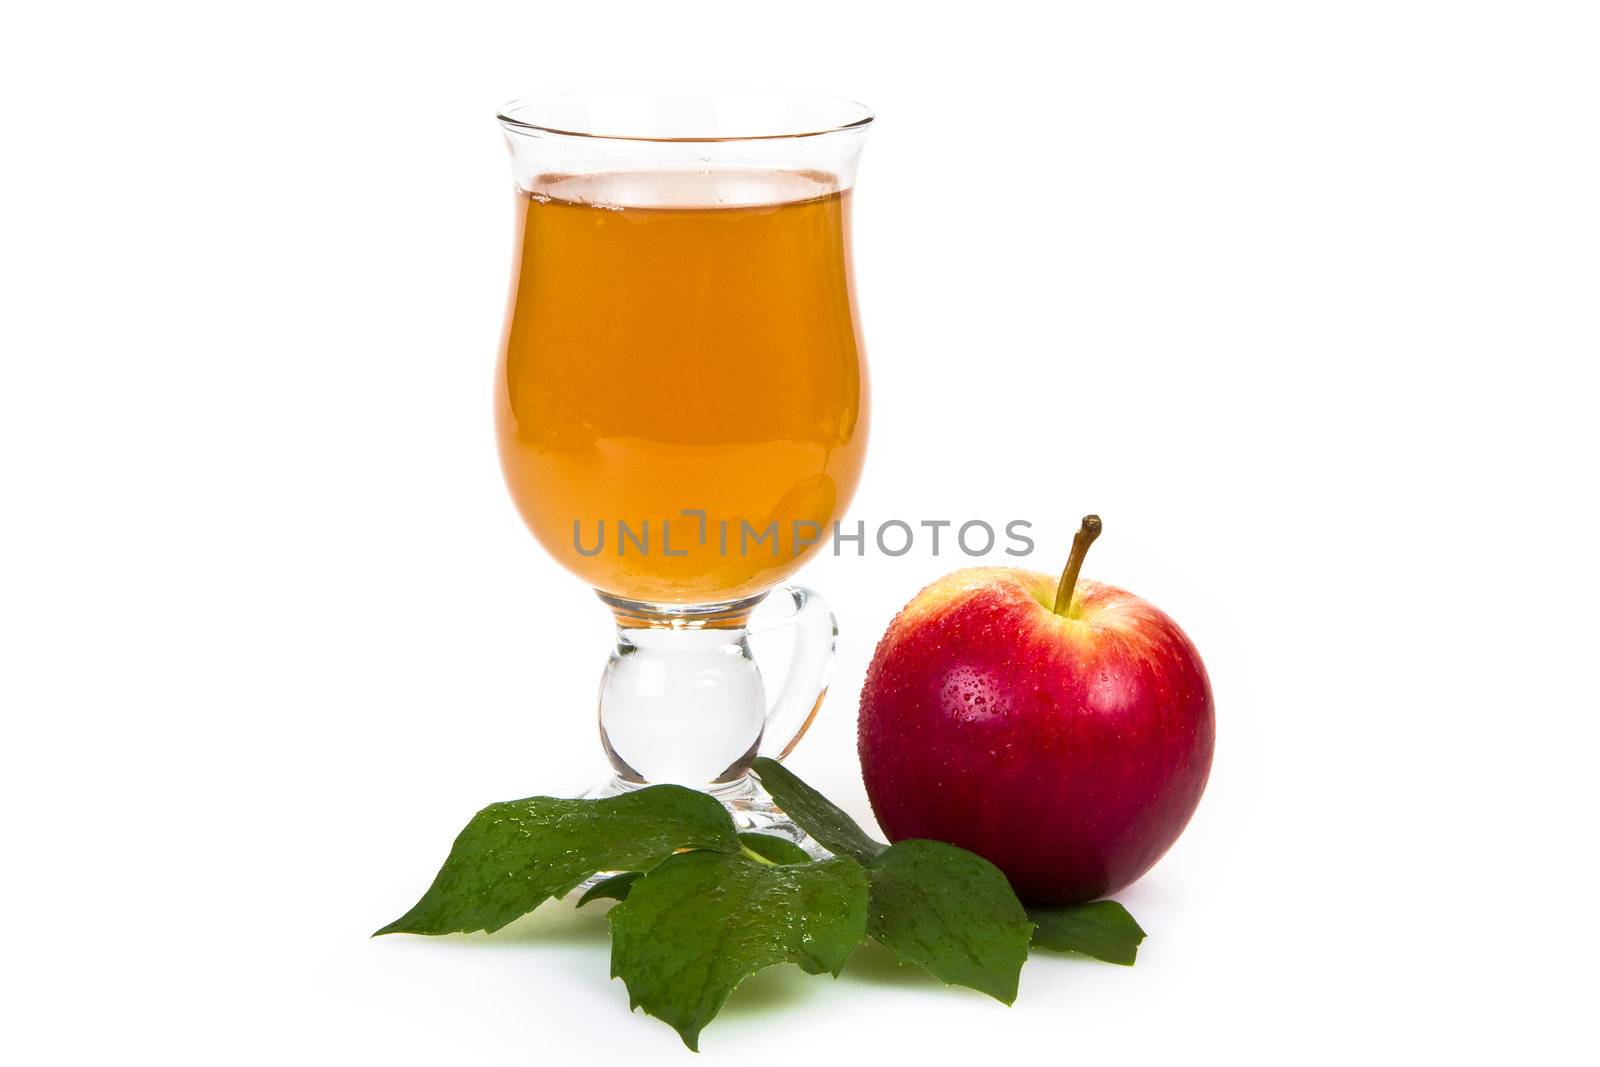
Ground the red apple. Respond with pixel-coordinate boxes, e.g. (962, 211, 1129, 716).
(858, 516, 1213, 904)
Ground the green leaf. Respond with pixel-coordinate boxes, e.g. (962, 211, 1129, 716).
(865, 839, 1034, 1004)
(608, 849, 869, 1050)
(753, 760, 1034, 1002)
(737, 832, 814, 865)
(576, 871, 641, 907)
(375, 785, 737, 936)
(750, 757, 887, 863)
(1029, 900, 1147, 965)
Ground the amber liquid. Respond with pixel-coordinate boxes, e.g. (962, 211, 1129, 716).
(495, 169, 868, 604)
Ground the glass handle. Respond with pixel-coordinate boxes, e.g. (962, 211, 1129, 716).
(751, 585, 838, 761)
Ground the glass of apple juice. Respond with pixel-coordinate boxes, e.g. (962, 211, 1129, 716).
(493, 89, 873, 840)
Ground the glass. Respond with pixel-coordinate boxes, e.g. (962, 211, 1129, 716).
(494, 89, 871, 839)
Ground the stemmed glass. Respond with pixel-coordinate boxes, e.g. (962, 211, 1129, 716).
(494, 89, 871, 839)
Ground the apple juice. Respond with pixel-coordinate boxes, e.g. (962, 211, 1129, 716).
(494, 169, 869, 604)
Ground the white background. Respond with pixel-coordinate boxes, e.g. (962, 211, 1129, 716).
(3, 1, 1597, 1062)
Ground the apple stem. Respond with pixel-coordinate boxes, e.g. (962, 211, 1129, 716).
(1052, 515, 1103, 617)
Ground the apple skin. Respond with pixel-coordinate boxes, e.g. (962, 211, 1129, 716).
(858, 568, 1213, 905)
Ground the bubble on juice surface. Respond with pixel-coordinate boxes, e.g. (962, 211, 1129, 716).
(530, 168, 840, 210)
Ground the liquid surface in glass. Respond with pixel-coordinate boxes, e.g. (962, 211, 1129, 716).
(495, 168, 868, 604)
